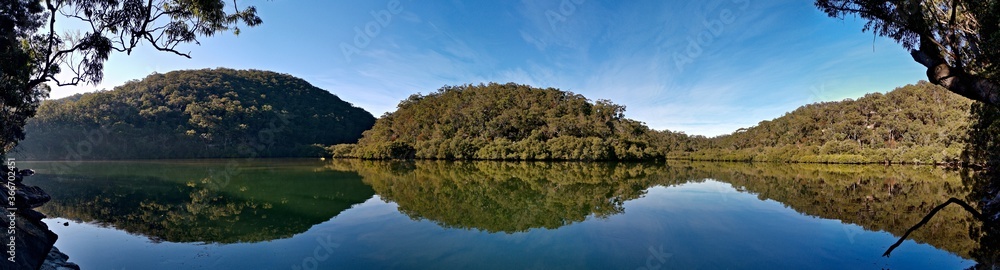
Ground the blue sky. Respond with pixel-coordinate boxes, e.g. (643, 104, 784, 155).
(50, 0, 927, 136)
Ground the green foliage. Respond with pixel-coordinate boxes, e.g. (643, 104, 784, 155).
(339, 83, 683, 160)
(327, 144, 357, 158)
(1, 0, 261, 155)
(0, 0, 48, 153)
(14, 68, 375, 159)
(352, 141, 416, 160)
(335, 81, 985, 164)
(673, 82, 979, 165)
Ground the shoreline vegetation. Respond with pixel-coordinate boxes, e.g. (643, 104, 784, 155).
(328, 81, 990, 168)
(10, 69, 993, 169)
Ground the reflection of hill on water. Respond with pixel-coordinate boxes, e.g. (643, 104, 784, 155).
(29, 160, 375, 244)
(329, 160, 680, 233)
(663, 161, 978, 259)
(28, 159, 979, 257)
(333, 159, 977, 258)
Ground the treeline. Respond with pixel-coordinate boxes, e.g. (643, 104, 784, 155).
(17, 71, 987, 164)
(330, 81, 990, 164)
(14, 68, 376, 159)
(330, 83, 689, 160)
(669, 81, 979, 165)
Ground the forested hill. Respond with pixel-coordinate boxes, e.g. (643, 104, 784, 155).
(674, 81, 977, 164)
(331, 83, 689, 160)
(332, 81, 981, 164)
(15, 75, 981, 163)
(14, 68, 376, 159)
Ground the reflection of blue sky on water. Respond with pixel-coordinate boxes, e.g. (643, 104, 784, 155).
(46, 181, 972, 270)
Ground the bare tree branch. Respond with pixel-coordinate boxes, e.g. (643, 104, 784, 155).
(883, 197, 988, 257)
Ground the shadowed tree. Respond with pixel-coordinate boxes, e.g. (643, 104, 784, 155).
(1, 0, 262, 154)
(961, 102, 1000, 267)
(815, 0, 999, 106)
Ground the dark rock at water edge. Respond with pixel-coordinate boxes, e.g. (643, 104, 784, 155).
(1, 166, 76, 270)
(40, 247, 79, 270)
(14, 185, 51, 209)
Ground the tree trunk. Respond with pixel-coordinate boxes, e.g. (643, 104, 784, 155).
(910, 37, 1000, 107)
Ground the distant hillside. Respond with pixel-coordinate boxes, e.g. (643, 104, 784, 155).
(331, 83, 689, 160)
(672, 81, 976, 164)
(331, 81, 980, 163)
(15, 68, 375, 159)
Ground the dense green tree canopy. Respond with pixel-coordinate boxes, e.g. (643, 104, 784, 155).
(334, 81, 978, 164)
(1, 0, 261, 155)
(672, 82, 975, 164)
(15, 68, 376, 159)
(337, 83, 689, 160)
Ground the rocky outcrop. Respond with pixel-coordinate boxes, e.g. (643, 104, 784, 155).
(40, 247, 78, 270)
(1, 166, 77, 270)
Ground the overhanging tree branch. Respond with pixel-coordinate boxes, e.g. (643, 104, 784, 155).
(26, 0, 261, 90)
(1, 0, 262, 155)
(816, 0, 1000, 107)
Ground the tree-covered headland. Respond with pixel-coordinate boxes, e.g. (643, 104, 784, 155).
(673, 81, 976, 164)
(330, 81, 989, 165)
(1, 0, 262, 156)
(332, 83, 689, 160)
(15, 69, 375, 159)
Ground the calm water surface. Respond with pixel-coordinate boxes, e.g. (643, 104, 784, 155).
(19, 159, 982, 269)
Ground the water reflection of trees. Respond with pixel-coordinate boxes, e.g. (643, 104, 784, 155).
(333, 159, 981, 260)
(663, 162, 979, 259)
(33, 161, 374, 243)
(329, 160, 681, 233)
(28, 157, 997, 265)
(961, 103, 1000, 268)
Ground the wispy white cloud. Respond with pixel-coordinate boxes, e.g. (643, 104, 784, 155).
(44, 0, 929, 138)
